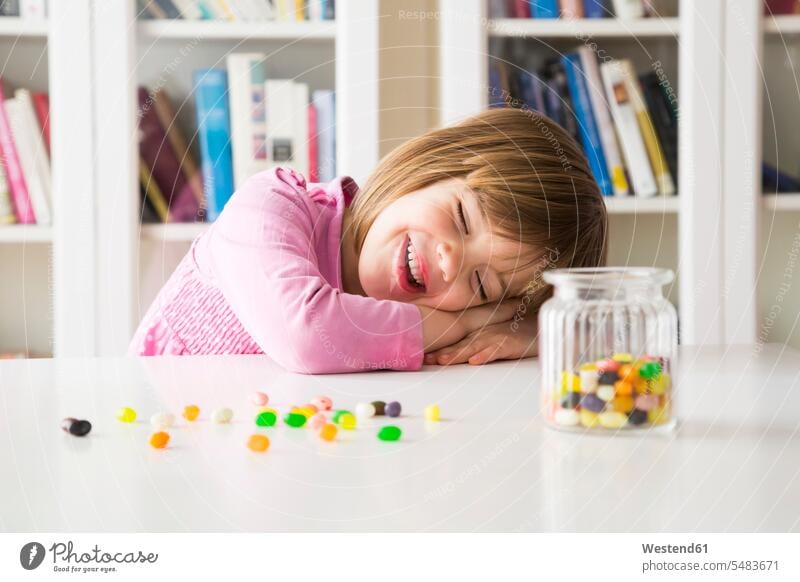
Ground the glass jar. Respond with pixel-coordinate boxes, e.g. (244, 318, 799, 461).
(538, 267, 677, 432)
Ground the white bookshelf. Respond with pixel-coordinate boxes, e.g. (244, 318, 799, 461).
(764, 194, 800, 212)
(0, 225, 52, 243)
(138, 19, 336, 40)
(139, 222, 208, 242)
(604, 196, 679, 214)
(0, 17, 47, 37)
(487, 16, 679, 38)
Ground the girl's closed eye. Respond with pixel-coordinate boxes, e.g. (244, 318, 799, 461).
(474, 270, 488, 302)
(456, 200, 469, 235)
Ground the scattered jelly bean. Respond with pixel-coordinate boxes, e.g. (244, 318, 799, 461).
(309, 413, 327, 430)
(284, 412, 307, 428)
(247, 434, 270, 452)
(638, 361, 662, 380)
(580, 393, 605, 413)
(612, 352, 633, 363)
(614, 380, 634, 397)
(635, 394, 659, 411)
(598, 411, 628, 429)
(183, 405, 200, 421)
(611, 396, 635, 413)
(560, 371, 581, 393)
(627, 409, 648, 426)
(304, 404, 319, 414)
(598, 371, 619, 385)
(116, 407, 137, 423)
(385, 401, 402, 418)
(377, 425, 402, 441)
(554, 409, 579, 426)
(332, 409, 351, 424)
(424, 404, 441, 422)
(579, 367, 598, 393)
(596, 359, 621, 373)
(61, 418, 91, 437)
(371, 401, 386, 416)
(339, 413, 356, 430)
(150, 412, 175, 429)
(311, 396, 333, 411)
(319, 423, 338, 441)
(596, 386, 615, 402)
(560, 392, 582, 409)
(355, 402, 376, 419)
(212, 408, 233, 424)
(252, 392, 269, 406)
(149, 431, 170, 449)
(255, 409, 277, 427)
(295, 406, 317, 419)
(579, 409, 600, 428)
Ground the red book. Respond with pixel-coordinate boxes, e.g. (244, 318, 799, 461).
(0, 83, 34, 224)
(514, 0, 530, 17)
(31, 92, 50, 155)
(308, 103, 318, 183)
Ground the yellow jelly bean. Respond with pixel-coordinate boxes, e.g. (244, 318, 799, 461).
(612, 352, 633, 363)
(294, 406, 316, 419)
(560, 371, 581, 394)
(598, 411, 628, 429)
(648, 374, 669, 396)
(648, 404, 671, 425)
(579, 409, 600, 428)
(340, 413, 356, 430)
(319, 423, 337, 441)
(424, 404, 441, 422)
(116, 407, 137, 423)
(183, 405, 200, 421)
(247, 434, 270, 452)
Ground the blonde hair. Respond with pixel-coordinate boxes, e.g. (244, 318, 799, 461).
(349, 107, 607, 306)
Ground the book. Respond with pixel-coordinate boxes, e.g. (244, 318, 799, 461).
(559, 0, 584, 18)
(541, 59, 580, 145)
(214, 0, 237, 20)
(0, 164, 14, 224)
(611, 0, 644, 18)
(578, 46, 629, 196)
(139, 160, 170, 222)
(265, 80, 309, 177)
(14, 89, 51, 219)
(532, 0, 560, 18)
(0, 84, 34, 224)
(600, 60, 657, 197)
(5, 96, 51, 224)
(137, 87, 200, 222)
(172, 0, 203, 19)
(227, 53, 268, 188)
(293, 82, 309, 176)
(0, 0, 19, 16)
(312, 89, 335, 182)
(620, 60, 674, 195)
(513, 0, 530, 18)
(19, 0, 46, 19)
(583, 0, 609, 18)
(488, 0, 509, 18)
(762, 162, 800, 192)
(308, 102, 318, 182)
(294, 0, 305, 20)
(153, 0, 182, 19)
(321, 0, 334, 20)
(640, 71, 678, 185)
(562, 52, 612, 196)
(31, 92, 49, 155)
(151, 87, 205, 211)
(138, 0, 167, 19)
(193, 69, 235, 221)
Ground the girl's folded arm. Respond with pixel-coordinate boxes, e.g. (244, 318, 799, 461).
(206, 173, 423, 374)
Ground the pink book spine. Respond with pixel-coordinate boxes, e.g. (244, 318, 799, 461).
(308, 103, 319, 183)
(559, 0, 584, 18)
(0, 85, 34, 223)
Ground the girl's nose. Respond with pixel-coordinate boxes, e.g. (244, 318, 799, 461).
(436, 242, 458, 283)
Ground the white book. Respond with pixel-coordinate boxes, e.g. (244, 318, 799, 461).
(0, 164, 15, 224)
(227, 53, 269, 187)
(292, 82, 309, 178)
(578, 46, 629, 197)
(600, 60, 657, 198)
(308, 0, 322, 21)
(5, 96, 51, 224)
(266, 79, 306, 176)
(224, 0, 250, 20)
(253, 0, 275, 20)
(172, 0, 203, 19)
(612, 0, 644, 19)
(275, 0, 293, 21)
(20, 0, 46, 19)
(311, 89, 335, 182)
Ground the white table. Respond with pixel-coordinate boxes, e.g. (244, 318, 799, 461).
(1, 344, 799, 532)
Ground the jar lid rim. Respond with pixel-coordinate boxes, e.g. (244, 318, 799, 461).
(542, 267, 674, 286)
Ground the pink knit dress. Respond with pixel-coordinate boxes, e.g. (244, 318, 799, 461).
(129, 167, 424, 374)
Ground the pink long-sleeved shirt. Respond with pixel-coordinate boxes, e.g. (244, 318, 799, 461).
(128, 167, 424, 374)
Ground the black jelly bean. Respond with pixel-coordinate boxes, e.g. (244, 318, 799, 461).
(627, 409, 648, 426)
(580, 394, 605, 413)
(560, 392, 582, 409)
(385, 401, 402, 417)
(371, 401, 386, 416)
(598, 371, 619, 385)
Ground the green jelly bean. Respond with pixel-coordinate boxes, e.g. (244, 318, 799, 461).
(332, 409, 351, 424)
(638, 361, 662, 380)
(377, 425, 402, 442)
(255, 411, 276, 427)
(284, 412, 307, 428)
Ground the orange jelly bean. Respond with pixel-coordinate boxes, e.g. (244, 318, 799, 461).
(618, 364, 636, 383)
(183, 405, 200, 421)
(614, 380, 634, 396)
(611, 396, 635, 413)
(319, 423, 338, 441)
(149, 431, 170, 449)
(247, 434, 270, 452)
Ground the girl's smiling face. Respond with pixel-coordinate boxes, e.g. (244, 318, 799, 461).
(351, 178, 538, 311)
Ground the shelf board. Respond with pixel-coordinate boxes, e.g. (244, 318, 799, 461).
(140, 222, 210, 242)
(0, 225, 52, 243)
(138, 19, 336, 41)
(764, 15, 800, 35)
(488, 17, 679, 38)
(763, 193, 800, 211)
(604, 196, 679, 214)
(0, 17, 47, 37)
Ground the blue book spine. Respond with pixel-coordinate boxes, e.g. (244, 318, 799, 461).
(531, 0, 560, 18)
(193, 69, 235, 221)
(583, 0, 608, 18)
(561, 53, 612, 195)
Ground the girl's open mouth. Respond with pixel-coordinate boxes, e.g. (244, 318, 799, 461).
(396, 234, 427, 294)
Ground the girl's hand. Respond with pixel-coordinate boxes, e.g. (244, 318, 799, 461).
(424, 315, 538, 366)
(418, 300, 518, 353)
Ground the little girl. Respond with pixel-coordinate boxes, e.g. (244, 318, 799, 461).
(129, 108, 606, 373)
